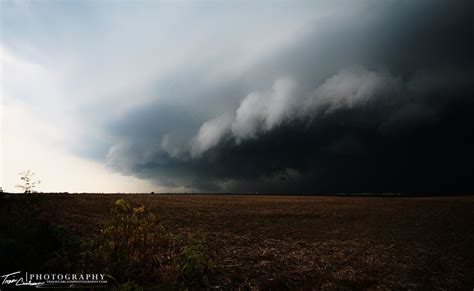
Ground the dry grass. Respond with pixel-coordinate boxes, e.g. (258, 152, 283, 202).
(27, 194, 474, 289)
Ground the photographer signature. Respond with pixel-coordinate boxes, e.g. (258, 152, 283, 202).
(1, 271, 44, 287)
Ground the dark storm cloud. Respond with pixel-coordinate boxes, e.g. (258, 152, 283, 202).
(107, 0, 474, 193)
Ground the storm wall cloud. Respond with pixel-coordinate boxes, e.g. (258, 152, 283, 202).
(2, 0, 473, 193)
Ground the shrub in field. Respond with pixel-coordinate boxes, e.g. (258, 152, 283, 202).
(82, 199, 214, 288)
(177, 231, 214, 286)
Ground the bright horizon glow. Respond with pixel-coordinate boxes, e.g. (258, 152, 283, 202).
(1, 98, 166, 193)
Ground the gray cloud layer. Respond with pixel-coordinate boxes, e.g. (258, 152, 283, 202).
(4, 0, 472, 193)
(109, 1, 473, 192)
(100, 0, 474, 193)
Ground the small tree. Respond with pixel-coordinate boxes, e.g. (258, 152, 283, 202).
(16, 170, 41, 194)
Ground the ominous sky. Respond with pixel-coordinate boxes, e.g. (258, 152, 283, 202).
(1, 0, 473, 193)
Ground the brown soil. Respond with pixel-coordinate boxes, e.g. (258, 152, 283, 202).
(28, 194, 474, 289)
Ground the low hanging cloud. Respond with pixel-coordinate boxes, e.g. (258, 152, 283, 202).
(190, 114, 233, 158)
(105, 63, 474, 193)
(304, 68, 401, 115)
(190, 67, 400, 156)
(231, 77, 298, 141)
